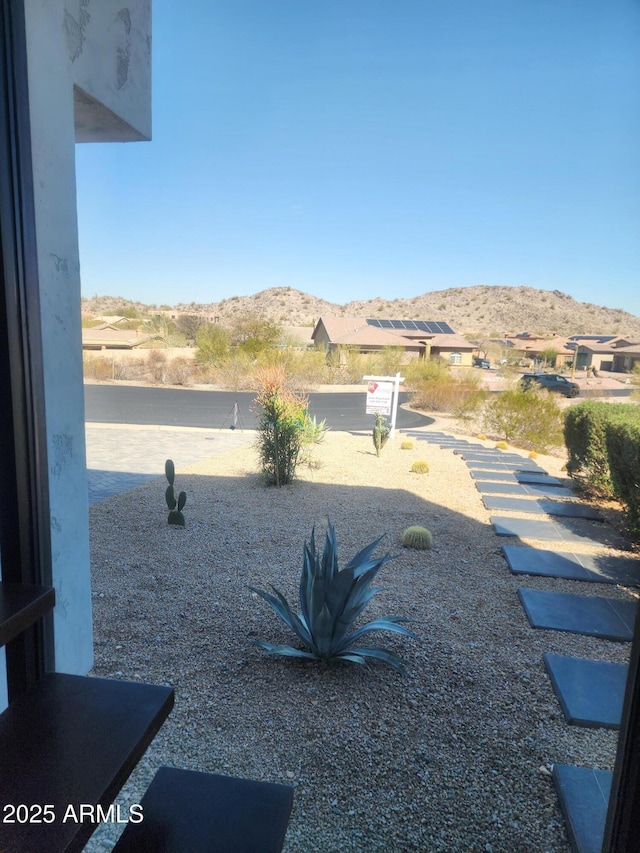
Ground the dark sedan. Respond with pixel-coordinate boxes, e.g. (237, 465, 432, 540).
(519, 373, 580, 398)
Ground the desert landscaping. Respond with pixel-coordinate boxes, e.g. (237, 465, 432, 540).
(84, 418, 636, 852)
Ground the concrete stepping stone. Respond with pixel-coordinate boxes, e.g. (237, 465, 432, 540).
(514, 472, 564, 486)
(502, 545, 640, 586)
(518, 588, 636, 641)
(492, 516, 629, 549)
(483, 495, 602, 519)
(470, 470, 520, 482)
(543, 653, 627, 728)
(476, 481, 575, 498)
(467, 460, 546, 473)
(553, 764, 612, 853)
(458, 451, 537, 462)
(469, 470, 564, 486)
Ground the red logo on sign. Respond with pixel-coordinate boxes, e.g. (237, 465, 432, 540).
(368, 381, 379, 393)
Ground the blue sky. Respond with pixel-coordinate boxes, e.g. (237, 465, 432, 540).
(75, 1, 640, 316)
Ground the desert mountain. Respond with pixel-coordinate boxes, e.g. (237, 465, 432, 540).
(81, 285, 640, 338)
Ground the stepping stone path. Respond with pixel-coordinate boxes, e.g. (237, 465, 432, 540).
(518, 588, 636, 641)
(469, 470, 564, 486)
(552, 765, 612, 853)
(475, 481, 576, 498)
(492, 515, 630, 549)
(543, 653, 627, 729)
(483, 495, 603, 519)
(503, 545, 640, 586)
(401, 428, 638, 853)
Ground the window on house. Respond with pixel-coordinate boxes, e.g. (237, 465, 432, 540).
(449, 352, 462, 365)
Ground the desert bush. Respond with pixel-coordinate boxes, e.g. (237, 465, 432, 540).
(564, 401, 640, 495)
(253, 347, 329, 389)
(483, 388, 563, 452)
(253, 366, 309, 486)
(146, 349, 167, 383)
(195, 323, 230, 365)
(165, 356, 193, 386)
(495, 441, 508, 450)
(605, 420, 640, 533)
(198, 351, 255, 390)
(477, 433, 487, 440)
(401, 526, 433, 550)
(83, 355, 113, 381)
(250, 522, 416, 674)
(401, 440, 414, 450)
(406, 361, 487, 416)
(410, 460, 429, 474)
(112, 357, 146, 381)
(528, 451, 538, 459)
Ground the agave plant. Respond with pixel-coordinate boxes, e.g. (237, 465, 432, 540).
(250, 523, 415, 674)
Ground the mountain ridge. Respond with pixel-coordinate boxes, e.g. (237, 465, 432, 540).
(81, 285, 640, 338)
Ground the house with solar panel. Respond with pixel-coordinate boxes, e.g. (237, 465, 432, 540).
(568, 334, 640, 373)
(311, 317, 476, 366)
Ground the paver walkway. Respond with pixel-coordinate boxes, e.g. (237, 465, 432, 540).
(85, 424, 254, 505)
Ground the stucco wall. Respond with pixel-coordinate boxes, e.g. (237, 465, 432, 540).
(22, 0, 151, 676)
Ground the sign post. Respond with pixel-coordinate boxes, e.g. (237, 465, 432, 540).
(363, 372, 405, 438)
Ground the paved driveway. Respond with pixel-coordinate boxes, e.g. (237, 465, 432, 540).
(85, 424, 253, 505)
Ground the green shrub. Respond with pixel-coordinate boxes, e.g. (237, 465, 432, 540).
(250, 523, 416, 674)
(401, 440, 414, 450)
(606, 420, 640, 532)
(564, 401, 640, 495)
(407, 362, 487, 416)
(253, 367, 309, 486)
(410, 460, 429, 474)
(401, 526, 433, 550)
(495, 441, 508, 450)
(483, 388, 564, 452)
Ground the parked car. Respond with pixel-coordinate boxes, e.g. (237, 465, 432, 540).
(519, 373, 580, 398)
(473, 357, 491, 369)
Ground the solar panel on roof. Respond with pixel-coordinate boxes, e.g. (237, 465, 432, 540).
(365, 318, 455, 334)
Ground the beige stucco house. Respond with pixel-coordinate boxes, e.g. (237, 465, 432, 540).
(312, 316, 475, 366)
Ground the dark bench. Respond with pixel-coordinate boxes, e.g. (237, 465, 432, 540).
(112, 766, 294, 853)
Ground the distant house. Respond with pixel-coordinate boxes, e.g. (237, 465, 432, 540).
(504, 334, 575, 367)
(612, 344, 640, 373)
(81, 326, 156, 350)
(569, 335, 640, 372)
(311, 317, 475, 366)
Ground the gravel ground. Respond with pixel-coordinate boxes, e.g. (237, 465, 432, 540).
(85, 423, 637, 853)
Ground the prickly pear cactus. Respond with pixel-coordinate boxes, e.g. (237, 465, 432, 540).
(165, 460, 186, 526)
(373, 413, 391, 457)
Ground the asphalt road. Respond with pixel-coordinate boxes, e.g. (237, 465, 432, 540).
(83, 384, 433, 431)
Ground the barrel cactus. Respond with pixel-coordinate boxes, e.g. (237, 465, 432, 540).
(402, 526, 433, 550)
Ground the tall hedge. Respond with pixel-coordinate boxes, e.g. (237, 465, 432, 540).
(605, 420, 640, 533)
(564, 401, 640, 495)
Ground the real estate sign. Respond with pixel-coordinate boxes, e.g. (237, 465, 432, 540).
(365, 380, 393, 415)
